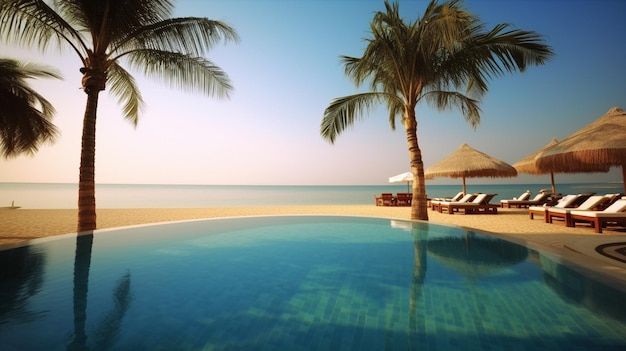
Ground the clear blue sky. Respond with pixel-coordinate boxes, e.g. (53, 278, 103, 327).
(2, 0, 625, 185)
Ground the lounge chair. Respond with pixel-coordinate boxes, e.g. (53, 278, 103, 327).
(431, 193, 476, 212)
(546, 195, 610, 227)
(569, 199, 626, 233)
(528, 194, 582, 222)
(597, 193, 623, 210)
(501, 191, 551, 208)
(375, 193, 395, 206)
(431, 191, 464, 202)
(499, 190, 531, 208)
(395, 193, 412, 206)
(439, 194, 498, 215)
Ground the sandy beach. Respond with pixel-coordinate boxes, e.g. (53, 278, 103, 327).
(2, 205, 626, 282)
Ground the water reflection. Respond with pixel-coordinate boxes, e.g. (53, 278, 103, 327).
(539, 253, 626, 323)
(407, 221, 428, 349)
(0, 245, 46, 325)
(67, 234, 93, 350)
(427, 231, 529, 281)
(66, 234, 133, 351)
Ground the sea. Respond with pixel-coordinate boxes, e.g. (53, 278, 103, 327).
(0, 182, 623, 209)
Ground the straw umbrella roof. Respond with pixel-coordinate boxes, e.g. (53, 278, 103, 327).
(425, 143, 517, 194)
(514, 138, 559, 174)
(513, 138, 561, 194)
(536, 106, 625, 191)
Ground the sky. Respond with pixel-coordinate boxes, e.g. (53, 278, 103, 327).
(1, 0, 625, 186)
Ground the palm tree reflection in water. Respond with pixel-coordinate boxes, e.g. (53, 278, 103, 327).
(0, 246, 46, 325)
(409, 223, 428, 349)
(67, 234, 132, 351)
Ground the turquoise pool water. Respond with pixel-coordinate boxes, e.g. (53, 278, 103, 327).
(1, 216, 625, 350)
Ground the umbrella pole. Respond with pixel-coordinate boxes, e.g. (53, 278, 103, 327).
(622, 165, 626, 194)
(550, 172, 556, 194)
(462, 177, 466, 195)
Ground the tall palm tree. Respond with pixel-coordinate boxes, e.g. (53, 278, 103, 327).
(320, 0, 553, 220)
(0, 0, 239, 232)
(0, 58, 60, 158)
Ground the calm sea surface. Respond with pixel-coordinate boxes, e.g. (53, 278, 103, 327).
(0, 182, 623, 209)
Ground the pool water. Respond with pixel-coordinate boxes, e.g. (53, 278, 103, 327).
(1, 216, 625, 350)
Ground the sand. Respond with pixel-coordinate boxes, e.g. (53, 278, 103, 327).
(2, 205, 626, 282)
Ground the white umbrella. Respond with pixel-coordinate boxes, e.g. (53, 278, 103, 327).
(389, 171, 413, 192)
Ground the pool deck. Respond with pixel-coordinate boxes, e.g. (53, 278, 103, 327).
(1, 205, 625, 286)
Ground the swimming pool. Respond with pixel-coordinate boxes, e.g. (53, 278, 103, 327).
(1, 215, 625, 350)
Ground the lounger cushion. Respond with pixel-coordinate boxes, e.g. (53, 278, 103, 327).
(569, 199, 626, 217)
(548, 195, 608, 214)
(569, 211, 626, 218)
(552, 194, 580, 208)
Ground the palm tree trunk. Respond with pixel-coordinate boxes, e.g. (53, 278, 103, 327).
(405, 110, 428, 220)
(77, 91, 99, 232)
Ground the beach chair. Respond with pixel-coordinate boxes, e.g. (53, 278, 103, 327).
(395, 193, 412, 206)
(569, 199, 626, 233)
(499, 190, 531, 208)
(375, 193, 395, 206)
(596, 193, 623, 210)
(501, 191, 550, 208)
(431, 193, 476, 212)
(440, 193, 499, 215)
(546, 195, 610, 227)
(431, 191, 464, 202)
(528, 194, 582, 222)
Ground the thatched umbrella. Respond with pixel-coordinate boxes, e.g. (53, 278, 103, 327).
(513, 138, 560, 194)
(536, 107, 625, 193)
(425, 143, 517, 194)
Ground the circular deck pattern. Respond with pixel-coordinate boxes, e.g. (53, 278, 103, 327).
(596, 242, 626, 264)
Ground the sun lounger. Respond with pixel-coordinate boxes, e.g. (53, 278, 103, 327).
(501, 191, 550, 208)
(439, 194, 498, 214)
(597, 193, 623, 210)
(431, 191, 464, 202)
(499, 190, 531, 208)
(375, 193, 394, 206)
(546, 195, 610, 227)
(569, 199, 626, 233)
(528, 194, 582, 222)
(431, 193, 476, 212)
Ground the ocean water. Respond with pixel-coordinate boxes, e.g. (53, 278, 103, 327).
(0, 182, 623, 209)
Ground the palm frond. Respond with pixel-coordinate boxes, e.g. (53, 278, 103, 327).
(56, 0, 174, 45)
(0, 0, 88, 57)
(0, 59, 60, 118)
(439, 22, 554, 96)
(422, 90, 481, 128)
(321, 93, 388, 143)
(107, 63, 143, 125)
(125, 49, 233, 98)
(0, 58, 60, 158)
(118, 17, 239, 57)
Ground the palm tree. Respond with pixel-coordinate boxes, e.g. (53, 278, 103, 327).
(0, 0, 239, 232)
(0, 58, 60, 158)
(320, 0, 553, 220)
